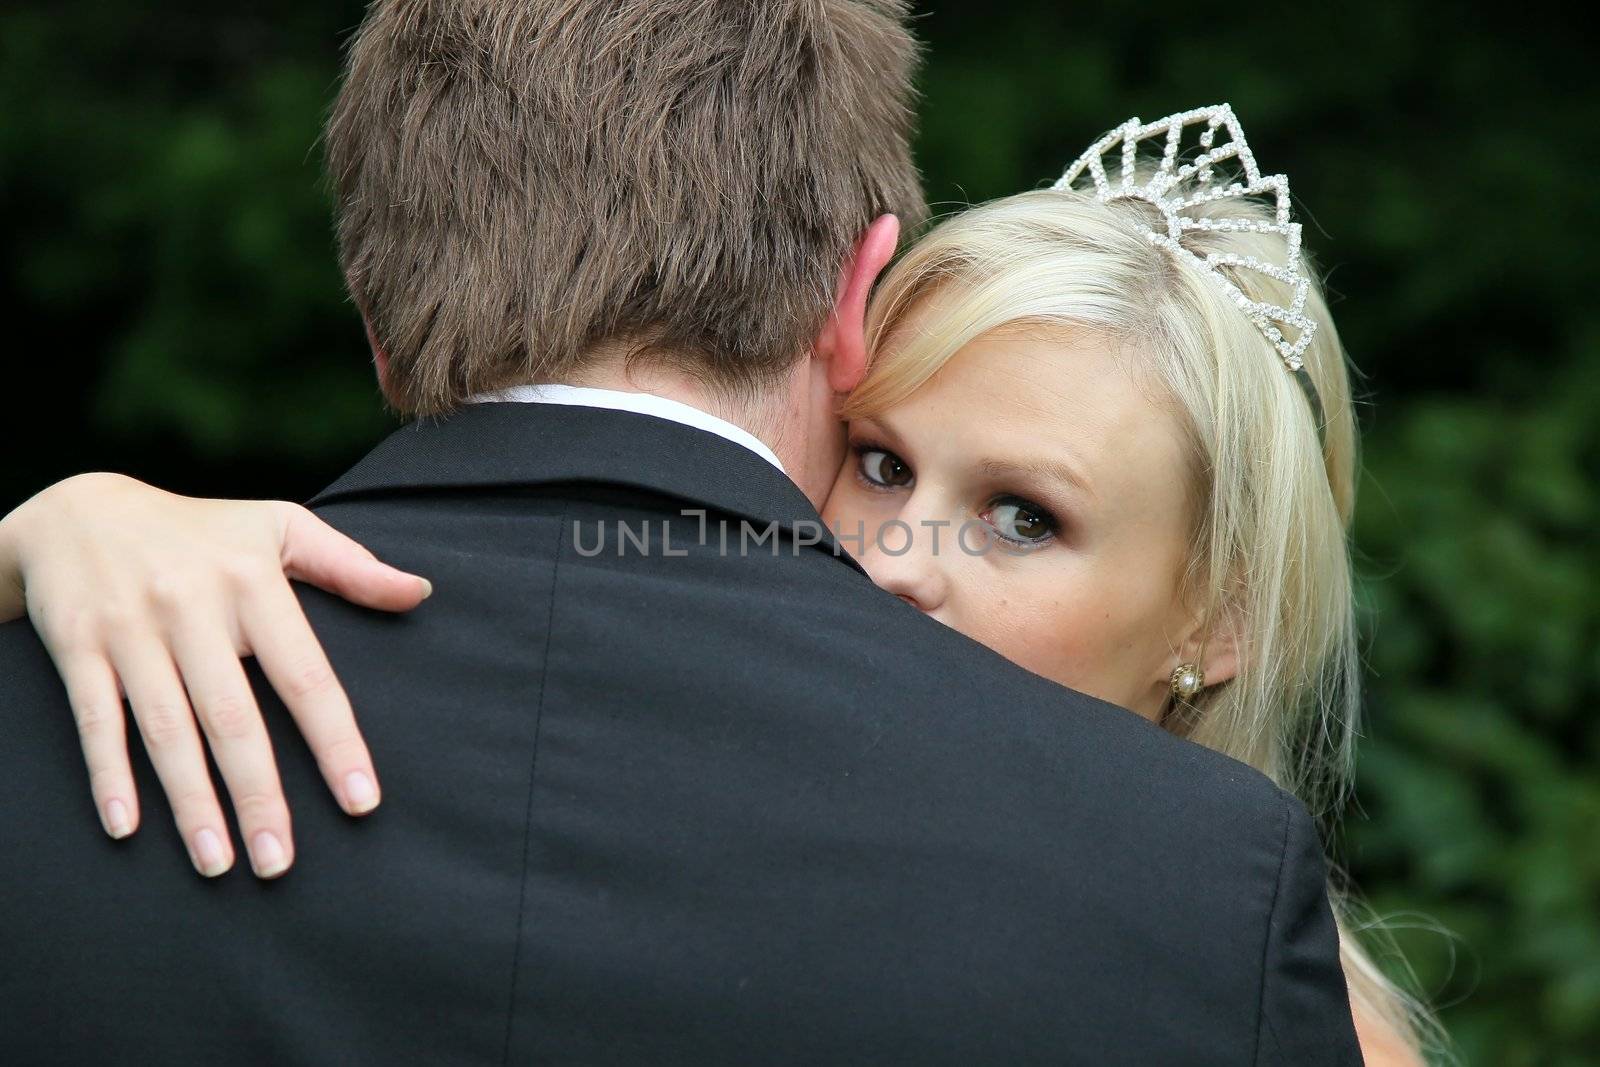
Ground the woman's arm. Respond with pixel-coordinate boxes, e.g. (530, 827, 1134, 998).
(0, 473, 430, 879)
(1353, 999, 1428, 1066)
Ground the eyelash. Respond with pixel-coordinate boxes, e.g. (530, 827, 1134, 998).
(851, 441, 910, 492)
(852, 441, 1062, 548)
(980, 494, 1060, 548)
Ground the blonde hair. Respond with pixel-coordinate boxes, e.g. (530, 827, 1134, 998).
(844, 186, 1440, 1058)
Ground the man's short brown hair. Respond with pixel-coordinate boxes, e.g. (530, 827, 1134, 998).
(325, 0, 925, 415)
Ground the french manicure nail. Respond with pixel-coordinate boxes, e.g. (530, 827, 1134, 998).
(344, 770, 380, 814)
(250, 831, 289, 879)
(193, 828, 229, 877)
(104, 799, 132, 839)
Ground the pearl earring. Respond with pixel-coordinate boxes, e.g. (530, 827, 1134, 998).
(1170, 663, 1205, 702)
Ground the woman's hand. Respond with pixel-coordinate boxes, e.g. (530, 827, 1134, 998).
(0, 473, 431, 879)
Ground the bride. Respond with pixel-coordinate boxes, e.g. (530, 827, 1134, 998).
(0, 106, 1436, 1063)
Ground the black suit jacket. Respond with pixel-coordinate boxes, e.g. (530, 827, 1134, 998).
(0, 403, 1361, 1065)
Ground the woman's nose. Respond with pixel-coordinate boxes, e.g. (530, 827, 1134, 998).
(858, 518, 952, 614)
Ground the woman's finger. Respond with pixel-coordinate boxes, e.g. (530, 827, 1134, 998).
(168, 609, 295, 879)
(275, 503, 431, 612)
(111, 635, 235, 878)
(239, 576, 381, 818)
(55, 648, 141, 840)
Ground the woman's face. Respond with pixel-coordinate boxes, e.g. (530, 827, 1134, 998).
(821, 310, 1202, 722)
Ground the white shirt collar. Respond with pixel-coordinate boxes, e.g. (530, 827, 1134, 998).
(467, 383, 787, 475)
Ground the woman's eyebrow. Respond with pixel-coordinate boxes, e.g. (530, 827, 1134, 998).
(849, 414, 906, 448)
(976, 456, 1095, 499)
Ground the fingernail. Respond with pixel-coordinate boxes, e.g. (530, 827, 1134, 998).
(104, 799, 132, 839)
(417, 577, 433, 599)
(344, 770, 380, 814)
(193, 828, 229, 878)
(250, 831, 290, 879)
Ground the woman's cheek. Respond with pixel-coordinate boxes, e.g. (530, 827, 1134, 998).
(818, 463, 860, 529)
(822, 480, 896, 545)
(964, 562, 1109, 693)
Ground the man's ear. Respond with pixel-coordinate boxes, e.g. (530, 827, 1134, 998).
(815, 214, 900, 395)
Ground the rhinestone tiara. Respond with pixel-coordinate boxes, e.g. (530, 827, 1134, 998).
(1052, 104, 1319, 375)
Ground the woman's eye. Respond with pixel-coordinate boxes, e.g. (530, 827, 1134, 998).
(981, 496, 1057, 545)
(858, 448, 914, 489)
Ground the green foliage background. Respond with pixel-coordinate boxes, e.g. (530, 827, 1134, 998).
(3, 3, 1595, 1062)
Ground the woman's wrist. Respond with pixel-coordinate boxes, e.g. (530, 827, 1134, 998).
(0, 473, 134, 623)
(0, 491, 35, 623)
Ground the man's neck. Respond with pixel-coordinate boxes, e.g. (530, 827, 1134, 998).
(552, 350, 831, 506)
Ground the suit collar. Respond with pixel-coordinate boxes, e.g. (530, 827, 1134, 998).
(465, 384, 787, 475)
(308, 402, 867, 575)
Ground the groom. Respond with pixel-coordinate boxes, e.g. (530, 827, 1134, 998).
(0, 1, 1360, 1063)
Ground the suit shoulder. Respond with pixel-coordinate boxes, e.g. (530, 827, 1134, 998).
(0, 616, 57, 682)
(823, 587, 1298, 839)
